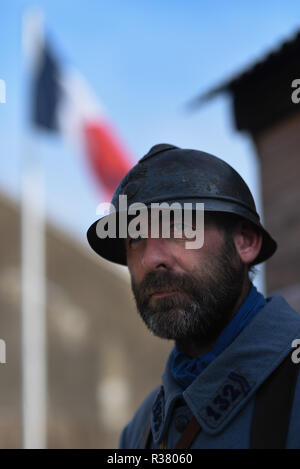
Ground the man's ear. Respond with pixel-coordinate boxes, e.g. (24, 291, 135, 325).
(233, 220, 263, 265)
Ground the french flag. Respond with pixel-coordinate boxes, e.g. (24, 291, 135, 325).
(31, 39, 133, 199)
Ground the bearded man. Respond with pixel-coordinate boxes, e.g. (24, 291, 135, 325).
(87, 144, 300, 449)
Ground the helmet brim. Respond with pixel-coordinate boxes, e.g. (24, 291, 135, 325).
(87, 200, 277, 266)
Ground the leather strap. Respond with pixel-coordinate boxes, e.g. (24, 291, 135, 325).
(250, 353, 300, 449)
(140, 413, 202, 449)
(174, 415, 202, 449)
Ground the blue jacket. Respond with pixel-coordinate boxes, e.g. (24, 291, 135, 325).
(119, 295, 300, 449)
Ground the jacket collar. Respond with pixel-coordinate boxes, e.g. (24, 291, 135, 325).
(151, 295, 300, 442)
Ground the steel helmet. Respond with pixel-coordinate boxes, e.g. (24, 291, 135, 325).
(87, 144, 277, 265)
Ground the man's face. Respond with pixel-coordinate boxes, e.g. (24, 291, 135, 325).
(125, 213, 245, 346)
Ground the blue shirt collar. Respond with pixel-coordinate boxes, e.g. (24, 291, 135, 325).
(171, 284, 266, 389)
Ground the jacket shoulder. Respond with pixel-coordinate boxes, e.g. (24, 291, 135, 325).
(119, 385, 161, 449)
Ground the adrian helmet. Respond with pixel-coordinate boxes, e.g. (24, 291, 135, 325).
(87, 144, 277, 266)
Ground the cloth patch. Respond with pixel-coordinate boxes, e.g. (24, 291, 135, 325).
(199, 371, 255, 429)
(151, 387, 165, 440)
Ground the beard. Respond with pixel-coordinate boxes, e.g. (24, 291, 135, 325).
(130, 235, 245, 346)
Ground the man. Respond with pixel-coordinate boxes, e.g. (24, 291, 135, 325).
(87, 144, 300, 449)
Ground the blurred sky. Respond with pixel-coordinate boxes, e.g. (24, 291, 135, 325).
(1, 1, 300, 285)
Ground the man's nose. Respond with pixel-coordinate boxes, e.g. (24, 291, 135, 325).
(141, 237, 175, 271)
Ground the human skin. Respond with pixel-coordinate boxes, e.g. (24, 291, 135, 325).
(126, 216, 263, 358)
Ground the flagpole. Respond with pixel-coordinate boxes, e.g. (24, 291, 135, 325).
(21, 151, 47, 449)
(21, 9, 47, 449)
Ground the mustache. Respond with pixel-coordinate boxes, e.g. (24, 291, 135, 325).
(132, 270, 197, 300)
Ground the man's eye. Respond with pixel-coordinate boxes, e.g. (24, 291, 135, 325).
(171, 223, 184, 236)
(128, 235, 144, 246)
(171, 223, 188, 235)
(170, 223, 195, 239)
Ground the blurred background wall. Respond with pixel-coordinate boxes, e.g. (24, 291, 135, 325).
(0, 191, 171, 448)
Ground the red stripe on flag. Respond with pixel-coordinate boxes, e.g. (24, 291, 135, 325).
(83, 120, 132, 199)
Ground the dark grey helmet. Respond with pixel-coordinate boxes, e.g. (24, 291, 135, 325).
(87, 144, 277, 266)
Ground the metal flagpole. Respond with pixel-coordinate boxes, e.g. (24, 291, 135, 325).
(21, 9, 47, 449)
(21, 154, 47, 449)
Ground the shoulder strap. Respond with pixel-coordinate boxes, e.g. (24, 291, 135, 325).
(250, 353, 300, 449)
(174, 415, 201, 449)
(139, 413, 201, 449)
